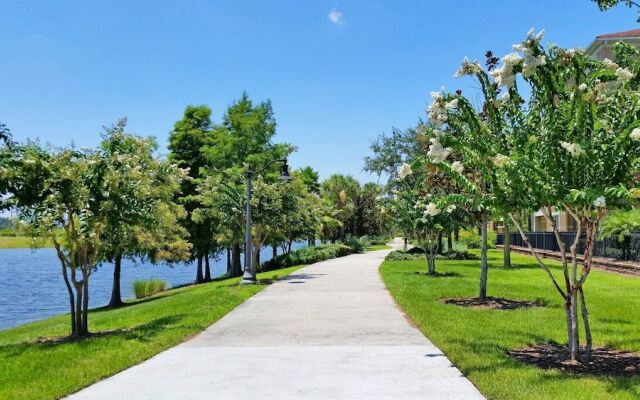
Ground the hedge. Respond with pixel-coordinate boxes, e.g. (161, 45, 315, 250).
(261, 244, 354, 271)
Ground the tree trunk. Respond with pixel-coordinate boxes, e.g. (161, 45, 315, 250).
(108, 253, 124, 308)
(226, 248, 231, 275)
(82, 275, 89, 335)
(204, 253, 211, 282)
(579, 287, 592, 361)
(437, 232, 444, 255)
(231, 244, 242, 277)
(479, 213, 489, 302)
(503, 222, 511, 268)
(255, 248, 261, 271)
(454, 228, 459, 242)
(195, 254, 204, 284)
(272, 245, 277, 260)
(447, 232, 453, 253)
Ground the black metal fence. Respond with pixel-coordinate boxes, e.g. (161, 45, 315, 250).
(497, 232, 640, 262)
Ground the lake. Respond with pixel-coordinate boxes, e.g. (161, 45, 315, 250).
(0, 244, 301, 330)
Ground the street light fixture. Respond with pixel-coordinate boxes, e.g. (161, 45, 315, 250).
(240, 158, 291, 285)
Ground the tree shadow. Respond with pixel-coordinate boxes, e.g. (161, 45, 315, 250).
(414, 271, 462, 278)
(0, 314, 186, 357)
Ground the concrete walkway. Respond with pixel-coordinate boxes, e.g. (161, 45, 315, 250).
(68, 241, 484, 400)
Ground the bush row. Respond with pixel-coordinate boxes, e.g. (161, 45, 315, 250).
(385, 249, 477, 262)
(262, 244, 354, 271)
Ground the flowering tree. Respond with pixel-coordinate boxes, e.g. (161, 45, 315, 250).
(421, 49, 527, 301)
(393, 162, 459, 275)
(488, 32, 640, 362)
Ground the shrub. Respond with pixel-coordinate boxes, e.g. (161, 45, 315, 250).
(133, 279, 167, 299)
(262, 244, 354, 271)
(458, 229, 496, 249)
(386, 249, 477, 262)
(341, 235, 369, 253)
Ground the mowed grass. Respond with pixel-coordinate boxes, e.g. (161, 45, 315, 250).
(0, 236, 52, 248)
(380, 250, 640, 400)
(366, 244, 392, 251)
(0, 266, 302, 400)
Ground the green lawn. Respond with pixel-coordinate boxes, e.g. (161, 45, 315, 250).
(0, 266, 302, 400)
(0, 236, 52, 248)
(380, 250, 640, 400)
(366, 244, 392, 251)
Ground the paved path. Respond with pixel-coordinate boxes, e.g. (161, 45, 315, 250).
(68, 241, 484, 400)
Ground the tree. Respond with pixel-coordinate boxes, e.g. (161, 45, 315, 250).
(99, 119, 191, 307)
(446, 30, 640, 361)
(168, 105, 216, 283)
(592, 0, 640, 19)
(365, 126, 421, 189)
(202, 92, 293, 276)
(392, 164, 459, 274)
(320, 174, 360, 240)
(298, 166, 320, 194)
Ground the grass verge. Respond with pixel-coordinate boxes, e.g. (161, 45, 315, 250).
(366, 244, 392, 251)
(380, 250, 640, 400)
(0, 236, 52, 248)
(0, 266, 302, 400)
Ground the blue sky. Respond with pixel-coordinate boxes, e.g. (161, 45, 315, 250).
(1, 0, 636, 183)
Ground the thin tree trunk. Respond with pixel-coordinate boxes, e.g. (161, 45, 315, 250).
(503, 222, 511, 268)
(437, 232, 444, 255)
(74, 284, 83, 337)
(204, 253, 211, 282)
(108, 253, 124, 308)
(226, 248, 231, 275)
(479, 213, 489, 302)
(579, 286, 592, 361)
(195, 254, 204, 284)
(231, 243, 242, 277)
(82, 274, 89, 335)
(447, 232, 453, 253)
(272, 245, 277, 260)
(255, 248, 261, 270)
(454, 228, 459, 242)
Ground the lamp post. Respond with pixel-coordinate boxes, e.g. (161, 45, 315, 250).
(240, 158, 292, 285)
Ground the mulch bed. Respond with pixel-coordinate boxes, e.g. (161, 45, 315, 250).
(509, 343, 640, 377)
(442, 296, 543, 310)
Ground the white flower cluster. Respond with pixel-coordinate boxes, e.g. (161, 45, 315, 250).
(593, 196, 606, 208)
(615, 67, 634, 84)
(427, 137, 452, 164)
(446, 204, 456, 213)
(578, 83, 588, 92)
(492, 154, 510, 167)
(454, 57, 483, 78)
(424, 202, 440, 217)
(560, 141, 585, 157)
(630, 128, 640, 141)
(492, 29, 546, 88)
(397, 163, 413, 180)
(602, 58, 619, 72)
(490, 53, 521, 88)
(451, 161, 464, 173)
(427, 89, 448, 127)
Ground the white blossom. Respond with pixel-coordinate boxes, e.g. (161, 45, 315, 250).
(451, 161, 464, 173)
(454, 57, 483, 78)
(602, 58, 619, 71)
(578, 83, 588, 92)
(427, 137, 452, 164)
(397, 163, 413, 180)
(445, 98, 459, 110)
(593, 196, 606, 208)
(615, 67, 634, 83)
(446, 204, 456, 213)
(492, 154, 510, 167)
(424, 202, 440, 217)
(630, 128, 640, 141)
(560, 141, 585, 157)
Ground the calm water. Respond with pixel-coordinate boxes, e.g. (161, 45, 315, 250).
(0, 245, 301, 330)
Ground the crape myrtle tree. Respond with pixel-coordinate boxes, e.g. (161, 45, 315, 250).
(492, 32, 640, 362)
(392, 162, 459, 275)
(421, 54, 524, 301)
(99, 119, 191, 307)
(2, 132, 189, 337)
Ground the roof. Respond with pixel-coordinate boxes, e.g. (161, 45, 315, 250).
(595, 29, 640, 40)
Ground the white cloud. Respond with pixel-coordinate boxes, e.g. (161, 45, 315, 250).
(328, 8, 344, 25)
